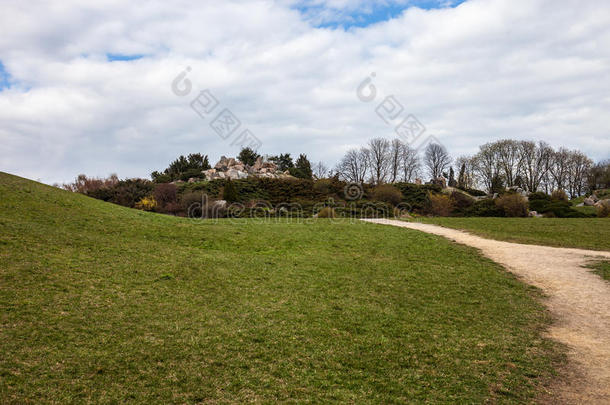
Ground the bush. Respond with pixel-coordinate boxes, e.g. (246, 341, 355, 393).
(450, 191, 475, 215)
(540, 201, 587, 218)
(372, 184, 403, 206)
(153, 183, 177, 210)
(63, 174, 119, 194)
(180, 191, 206, 217)
(551, 189, 569, 202)
(465, 199, 505, 217)
(596, 200, 610, 218)
(313, 179, 334, 196)
(394, 183, 441, 211)
(458, 187, 487, 197)
(428, 193, 454, 216)
(222, 180, 239, 203)
(134, 196, 157, 211)
(529, 191, 550, 201)
(317, 207, 336, 218)
(495, 194, 529, 217)
(87, 179, 154, 208)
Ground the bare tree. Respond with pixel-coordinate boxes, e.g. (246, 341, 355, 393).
(335, 148, 369, 183)
(519, 140, 552, 192)
(496, 139, 523, 187)
(400, 144, 420, 182)
(472, 143, 501, 192)
(548, 147, 571, 192)
(367, 138, 391, 184)
(388, 139, 403, 183)
(567, 151, 593, 197)
(424, 143, 451, 181)
(313, 161, 329, 179)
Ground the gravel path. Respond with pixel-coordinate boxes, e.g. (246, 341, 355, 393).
(362, 219, 610, 404)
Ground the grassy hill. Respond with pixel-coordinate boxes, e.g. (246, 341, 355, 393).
(0, 172, 560, 403)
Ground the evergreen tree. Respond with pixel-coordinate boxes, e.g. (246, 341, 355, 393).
(290, 154, 313, 179)
(237, 147, 261, 166)
(457, 163, 466, 188)
(448, 167, 457, 187)
(222, 179, 238, 203)
(153, 153, 210, 182)
(269, 153, 294, 171)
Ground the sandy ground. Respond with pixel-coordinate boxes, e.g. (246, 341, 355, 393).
(362, 219, 610, 404)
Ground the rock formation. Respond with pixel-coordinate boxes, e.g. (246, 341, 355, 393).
(202, 156, 294, 181)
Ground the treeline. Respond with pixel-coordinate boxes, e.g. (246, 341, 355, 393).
(334, 138, 609, 197)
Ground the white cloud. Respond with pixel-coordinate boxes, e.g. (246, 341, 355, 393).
(0, 0, 609, 184)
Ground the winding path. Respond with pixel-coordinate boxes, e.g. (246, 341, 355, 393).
(362, 219, 610, 404)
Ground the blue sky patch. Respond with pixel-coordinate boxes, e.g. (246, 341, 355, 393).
(106, 53, 145, 62)
(0, 60, 11, 90)
(296, 0, 467, 29)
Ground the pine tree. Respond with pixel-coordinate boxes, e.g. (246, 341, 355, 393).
(222, 179, 238, 203)
(448, 167, 457, 187)
(457, 163, 466, 188)
(290, 154, 313, 179)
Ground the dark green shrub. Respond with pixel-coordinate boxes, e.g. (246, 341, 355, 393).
(458, 187, 487, 197)
(540, 201, 591, 218)
(450, 191, 475, 215)
(495, 194, 528, 217)
(464, 199, 505, 217)
(372, 184, 403, 206)
(222, 180, 238, 203)
(313, 179, 334, 196)
(529, 192, 550, 201)
(394, 183, 442, 211)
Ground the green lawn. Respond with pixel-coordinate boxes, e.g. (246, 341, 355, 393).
(0, 173, 561, 403)
(586, 261, 610, 282)
(416, 217, 610, 251)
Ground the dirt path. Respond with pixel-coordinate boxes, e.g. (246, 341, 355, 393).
(362, 219, 610, 404)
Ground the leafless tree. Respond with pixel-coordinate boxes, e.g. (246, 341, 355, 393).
(519, 140, 552, 192)
(548, 147, 572, 192)
(496, 139, 523, 187)
(424, 143, 451, 180)
(313, 161, 329, 179)
(335, 148, 369, 183)
(367, 138, 391, 184)
(472, 142, 503, 192)
(388, 139, 403, 183)
(567, 151, 593, 197)
(400, 144, 420, 182)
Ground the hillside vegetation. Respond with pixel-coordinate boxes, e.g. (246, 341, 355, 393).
(0, 172, 560, 403)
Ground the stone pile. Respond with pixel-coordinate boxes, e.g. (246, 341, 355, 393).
(202, 156, 293, 181)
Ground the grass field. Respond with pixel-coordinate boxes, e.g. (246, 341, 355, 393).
(416, 217, 610, 251)
(0, 172, 561, 403)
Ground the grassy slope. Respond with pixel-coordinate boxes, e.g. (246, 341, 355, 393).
(417, 217, 610, 251)
(0, 173, 560, 403)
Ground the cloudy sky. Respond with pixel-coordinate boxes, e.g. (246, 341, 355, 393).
(1, 0, 609, 184)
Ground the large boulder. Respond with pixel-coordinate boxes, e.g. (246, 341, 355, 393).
(214, 156, 230, 171)
(584, 197, 596, 206)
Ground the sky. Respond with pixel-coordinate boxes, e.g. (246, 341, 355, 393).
(0, 0, 609, 185)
